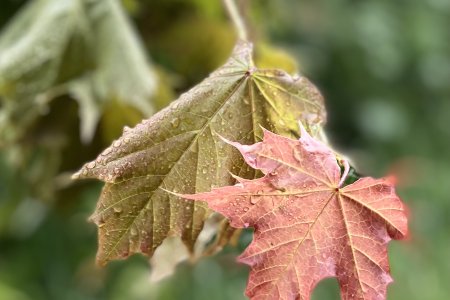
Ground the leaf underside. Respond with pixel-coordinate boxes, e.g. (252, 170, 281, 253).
(182, 127, 408, 300)
(74, 40, 326, 265)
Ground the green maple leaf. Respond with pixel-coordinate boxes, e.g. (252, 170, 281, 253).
(73, 40, 326, 265)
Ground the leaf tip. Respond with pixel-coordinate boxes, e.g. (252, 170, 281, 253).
(95, 256, 108, 268)
(71, 170, 82, 180)
(384, 174, 398, 186)
(297, 120, 311, 140)
(217, 134, 238, 148)
(228, 171, 249, 185)
(71, 165, 91, 180)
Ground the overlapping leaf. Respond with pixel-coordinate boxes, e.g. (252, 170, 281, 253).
(181, 127, 408, 300)
(149, 213, 240, 282)
(73, 40, 326, 265)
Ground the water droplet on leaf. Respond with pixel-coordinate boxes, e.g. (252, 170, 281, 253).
(170, 117, 180, 128)
(293, 148, 302, 162)
(130, 227, 138, 236)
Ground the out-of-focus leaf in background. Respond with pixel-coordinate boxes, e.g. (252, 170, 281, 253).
(0, 0, 161, 207)
(0, 0, 156, 144)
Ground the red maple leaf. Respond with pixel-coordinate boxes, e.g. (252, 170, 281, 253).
(180, 126, 408, 300)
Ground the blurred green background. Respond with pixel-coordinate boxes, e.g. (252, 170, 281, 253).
(0, 0, 449, 299)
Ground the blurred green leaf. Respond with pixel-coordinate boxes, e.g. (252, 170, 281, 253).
(151, 16, 236, 87)
(99, 100, 144, 145)
(0, 0, 156, 143)
(254, 42, 298, 74)
(0, 281, 31, 300)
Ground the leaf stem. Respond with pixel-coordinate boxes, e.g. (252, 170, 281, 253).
(223, 0, 248, 41)
(338, 159, 350, 188)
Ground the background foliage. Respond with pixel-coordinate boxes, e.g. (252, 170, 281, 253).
(0, 0, 449, 299)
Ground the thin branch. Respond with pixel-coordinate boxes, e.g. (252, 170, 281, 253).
(223, 0, 248, 41)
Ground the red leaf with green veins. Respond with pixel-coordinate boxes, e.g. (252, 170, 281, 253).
(181, 127, 408, 300)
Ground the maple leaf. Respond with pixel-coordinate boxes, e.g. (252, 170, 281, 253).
(181, 126, 408, 300)
(73, 40, 326, 266)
